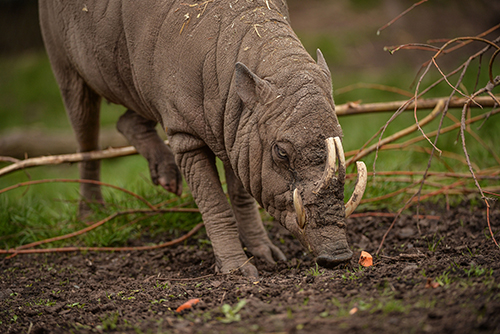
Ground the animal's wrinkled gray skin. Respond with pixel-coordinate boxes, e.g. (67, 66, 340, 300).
(39, 0, 365, 277)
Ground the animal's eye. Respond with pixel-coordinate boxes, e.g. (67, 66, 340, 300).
(274, 144, 288, 160)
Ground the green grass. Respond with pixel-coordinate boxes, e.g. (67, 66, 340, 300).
(0, 154, 202, 249)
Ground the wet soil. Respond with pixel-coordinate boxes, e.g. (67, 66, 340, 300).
(1, 202, 499, 334)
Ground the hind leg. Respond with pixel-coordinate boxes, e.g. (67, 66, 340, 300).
(40, 2, 102, 218)
(117, 110, 182, 196)
(61, 72, 103, 217)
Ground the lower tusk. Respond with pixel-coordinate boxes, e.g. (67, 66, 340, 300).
(345, 161, 367, 218)
(293, 188, 306, 229)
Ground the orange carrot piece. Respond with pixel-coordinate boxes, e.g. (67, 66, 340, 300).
(358, 251, 373, 267)
(425, 278, 440, 289)
(175, 298, 200, 313)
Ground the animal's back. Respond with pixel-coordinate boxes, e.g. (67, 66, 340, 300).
(40, 0, 184, 120)
(39, 0, 291, 125)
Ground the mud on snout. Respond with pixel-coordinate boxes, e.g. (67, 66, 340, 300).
(311, 225, 353, 268)
(285, 208, 353, 268)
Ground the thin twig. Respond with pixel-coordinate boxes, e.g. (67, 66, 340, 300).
(0, 156, 19, 163)
(334, 82, 413, 97)
(459, 87, 499, 247)
(377, 0, 428, 35)
(228, 256, 255, 274)
(359, 180, 422, 204)
(350, 212, 440, 220)
(446, 112, 500, 165)
(1, 223, 204, 257)
(154, 274, 215, 281)
(486, 205, 499, 248)
(0, 178, 157, 211)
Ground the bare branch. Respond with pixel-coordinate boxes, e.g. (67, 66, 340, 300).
(0, 140, 168, 177)
(335, 96, 498, 116)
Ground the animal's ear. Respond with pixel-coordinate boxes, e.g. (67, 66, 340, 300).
(316, 49, 332, 82)
(235, 62, 276, 106)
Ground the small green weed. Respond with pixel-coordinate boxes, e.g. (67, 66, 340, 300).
(97, 312, 119, 331)
(34, 299, 56, 306)
(306, 263, 323, 277)
(341, 265, 365, 281)
(151, 299, 167, 304)
(465, 264, 492, 278)
(435, 271, 452, 287)
(217, 299, 247, 323)
(425, 234, 444, 252)
(372, 299, 409, 314)
(155, 281, 170, 289)
(66, 302, 85, 309)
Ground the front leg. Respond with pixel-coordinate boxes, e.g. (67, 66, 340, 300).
(224, 164, 286, 265)
(117, 110, 182, 196)
(176, 145, 258, 277)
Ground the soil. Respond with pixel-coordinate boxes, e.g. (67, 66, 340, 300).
(1, 202, 500, 334)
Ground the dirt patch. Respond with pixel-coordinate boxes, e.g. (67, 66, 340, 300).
(1, 202, 499, 334)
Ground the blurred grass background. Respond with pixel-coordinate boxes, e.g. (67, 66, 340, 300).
(0, 0, 499, 248)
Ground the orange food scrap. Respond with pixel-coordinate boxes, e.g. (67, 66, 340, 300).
(358, 251, 373, 267)
(175, 298, 200, 313)
(425, 278, 440, 289)
(349, 307, 358, 315)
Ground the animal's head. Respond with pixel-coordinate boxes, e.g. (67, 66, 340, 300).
(233, 50, 367, 267)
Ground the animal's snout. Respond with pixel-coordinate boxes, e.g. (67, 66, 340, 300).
(316, 249, 353, 268)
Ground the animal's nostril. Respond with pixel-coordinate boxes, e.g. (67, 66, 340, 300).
(316, 249, 353, 268)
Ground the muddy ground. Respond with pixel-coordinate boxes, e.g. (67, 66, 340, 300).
(1, 201, 499, 334)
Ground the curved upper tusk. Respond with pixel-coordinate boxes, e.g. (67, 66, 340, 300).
(313, 137, 337, 193)
(333, 136, 346, 181)
(345, 161, 367, 218)
(293, 188, 306, 229)
(323, 137, 337, 182)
